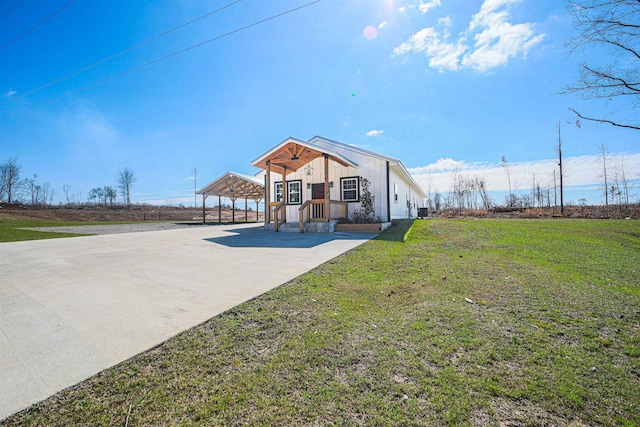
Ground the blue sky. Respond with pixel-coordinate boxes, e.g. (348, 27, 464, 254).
(1, 0, 638, 206)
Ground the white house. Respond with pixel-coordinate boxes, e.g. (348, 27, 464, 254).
(252, 136, 426, 232)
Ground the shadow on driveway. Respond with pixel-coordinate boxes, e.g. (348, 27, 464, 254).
(205, 225, 375, 249)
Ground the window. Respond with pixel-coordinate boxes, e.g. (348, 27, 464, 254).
(287, 180, 301, 205)
(274, 182, 283, 202)
(394, 184, 398, 203)
(340, 176, 359, 202)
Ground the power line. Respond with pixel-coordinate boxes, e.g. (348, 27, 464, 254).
(3, 0, 242, 104)
(0, 0, 78, 51)
(6, 0, 322, 115)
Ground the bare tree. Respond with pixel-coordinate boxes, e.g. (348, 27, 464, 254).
(563, 0, 640, 130)
(117, 168, 137, 206)
(425, 171, 433, 213)
(599, 143, 610, 205)
(501, 156, 513, 207)
(88, 187, 105, 205)
(449, 166, 462, 209)
(104, 186, 117, 206)
(475, 176, 491, 209)
(433, 191, 441, 212)
(26, 174, 40, 205)
(63, 184, 72, 204)
(0, 157, 22, 203)
(41, 182, 53, 205)
(619, 155, 630, 205)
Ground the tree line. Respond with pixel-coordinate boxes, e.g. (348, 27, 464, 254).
(0, 157, 137, 207)
(423, 142, 635, 213)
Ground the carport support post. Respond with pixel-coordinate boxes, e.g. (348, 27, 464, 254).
(218, 195, 222, 223)
(244, 197, 248, 223)
(256, 199, 260, 221)
(202, 194, 207, 223)
(231, 197, 236, 223)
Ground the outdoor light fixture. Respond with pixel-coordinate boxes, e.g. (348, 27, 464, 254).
(305, 164, 313, 176)
(291, 154, 299, 161)
(307, 183, 311, 189)
(329, 181, 334, 188)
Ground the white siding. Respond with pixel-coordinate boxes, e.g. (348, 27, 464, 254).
(389, 167, 421, 219)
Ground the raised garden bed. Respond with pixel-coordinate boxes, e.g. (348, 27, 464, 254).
(333, 222, 392, 233)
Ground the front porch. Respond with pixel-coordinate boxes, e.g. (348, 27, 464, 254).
(253, 138, 358, 233)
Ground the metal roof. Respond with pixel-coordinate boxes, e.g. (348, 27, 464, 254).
(196, 171, 264, 200)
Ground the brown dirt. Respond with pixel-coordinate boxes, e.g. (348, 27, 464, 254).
(0, 203, 264, 223)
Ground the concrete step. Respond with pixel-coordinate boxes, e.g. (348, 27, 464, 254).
(278, 222, 302, 233)
(264, 221, 338, 233)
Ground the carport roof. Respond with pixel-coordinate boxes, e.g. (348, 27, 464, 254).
(196, 171, 264, 200)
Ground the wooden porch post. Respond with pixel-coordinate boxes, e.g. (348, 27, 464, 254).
(202, 194, 207, 223)
(282, 166, 287, 223)
(256, 199, 260, 221)
(265, 161, 271, 224)
(324, 154, 329, 222)
(218, 195, 222, 223)
(244, 197, 248, 222)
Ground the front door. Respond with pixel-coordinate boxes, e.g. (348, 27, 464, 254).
(311, 183, 324, 200)
(311, 183, 325, 220)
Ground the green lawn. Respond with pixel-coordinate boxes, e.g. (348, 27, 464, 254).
(3, 219, 639, 426)
(0, 218, 171, 242)
(0, 218, 92, 242)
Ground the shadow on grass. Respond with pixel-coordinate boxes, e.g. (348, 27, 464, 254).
(374, 219, 416, 242)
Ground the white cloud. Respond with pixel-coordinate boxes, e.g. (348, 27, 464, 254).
(438, 16, 452, 27)
(393, 28, 466, 71)
(419, 0, 441, 14)
(393, 0, 544, 72)
(397, 6, 407, 13)
(365, 129, 384, 137)
(5, 89, 16, 97)
(378, 22, 387, 29)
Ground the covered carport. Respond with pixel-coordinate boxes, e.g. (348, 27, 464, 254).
(196, 171, 264, 223)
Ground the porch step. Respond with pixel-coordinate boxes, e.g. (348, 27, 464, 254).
(278, 222, 302, 233)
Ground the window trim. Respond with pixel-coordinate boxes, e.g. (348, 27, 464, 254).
(274, 181, 283, 202)
(287, 180, 302, 205)
(340, 176, 360, 202)
(274, 180, 302, 205)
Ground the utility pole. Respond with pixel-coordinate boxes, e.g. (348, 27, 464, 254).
(557, 120, 564, 214)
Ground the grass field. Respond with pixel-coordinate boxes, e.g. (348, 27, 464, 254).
(0, 217, 92, 242)
(2, 219, 639, 426)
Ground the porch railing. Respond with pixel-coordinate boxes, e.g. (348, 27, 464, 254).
(298, 200, 350, 233)
(271, 200, 286, 232)
(298, 200, 312, 233)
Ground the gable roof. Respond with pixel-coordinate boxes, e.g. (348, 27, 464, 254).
(196, 171, 264, 200)
(251, 137, 358, 176)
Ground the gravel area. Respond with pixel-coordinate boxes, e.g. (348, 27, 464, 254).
(21, 222, 214, 235)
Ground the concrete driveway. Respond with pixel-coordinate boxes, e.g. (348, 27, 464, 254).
(0, 223, 374, 419)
